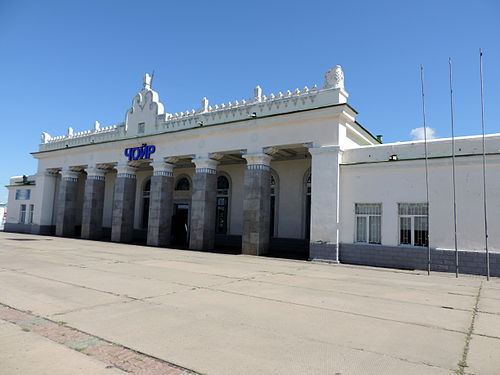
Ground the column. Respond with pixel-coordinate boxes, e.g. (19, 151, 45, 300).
(308, 146, 342, 262)
(81, 166, 106, 240)
(31, 170, 58, 235)
(55, 168, 80, 237)
(147, 159, 175, 247)
(111, 164, 137, 243)
(242, 153, 272, 255)
(189, 157, 219, 250)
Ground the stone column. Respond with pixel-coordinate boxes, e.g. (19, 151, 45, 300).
(147, 160, 175, 247)
(308, 146, 342, 262)
(242, 153, 272, 255)
(189, 158, 219, 250)
(111, 165, 137, 243)
(55, 168, 80, 237)
(81, 166, 106, 240)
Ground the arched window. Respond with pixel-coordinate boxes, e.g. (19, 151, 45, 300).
(270, 171, 279, 237)
(216, 175, 230, 234)
(142, 179, 151, 229)
(305, 172, 311, 239)
(175, 177, 190, 191)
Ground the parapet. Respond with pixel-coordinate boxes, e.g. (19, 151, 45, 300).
(39, 66, 349, 152)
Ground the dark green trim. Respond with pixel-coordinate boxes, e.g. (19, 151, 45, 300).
(354, 120, 382, 144)
(341, 152, 500, 166)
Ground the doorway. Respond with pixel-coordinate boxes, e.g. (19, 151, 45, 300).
(172, 203, 189, 246)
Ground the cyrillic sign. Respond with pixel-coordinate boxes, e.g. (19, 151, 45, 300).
(124, 143, 156, 161)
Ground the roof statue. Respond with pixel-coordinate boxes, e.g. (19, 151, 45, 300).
(143, 73, 152, 89)
(41, 132, 52, 144)
(323, 65, 344, 90)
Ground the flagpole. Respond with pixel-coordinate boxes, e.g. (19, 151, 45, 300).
(479, 49, 490, 281)
(449, 58, 459, 278)
(420, 65, 431, 276)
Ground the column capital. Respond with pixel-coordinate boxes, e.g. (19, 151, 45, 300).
(151, 160, 175, 177)
(61, 168, 80, 182)
(115, 164, 137, 179)
(39, 168, 60, 177)
(85, 165, 107, 180)
(243, 153, 272, 170)
(193, 157, 219, 174)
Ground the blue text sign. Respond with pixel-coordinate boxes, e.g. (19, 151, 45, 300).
(124, 143, 156, 161)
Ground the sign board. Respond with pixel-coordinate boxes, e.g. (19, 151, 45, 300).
(15, 189, 31, 200)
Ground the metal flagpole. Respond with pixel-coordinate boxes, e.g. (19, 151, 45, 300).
(479, 49, 490, 281)
(449, 58, 459, 278)
(420, 65, 431, 276)
(150, 70, 155, 88)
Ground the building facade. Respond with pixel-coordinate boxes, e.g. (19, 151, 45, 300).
(5, 66, 499, 276)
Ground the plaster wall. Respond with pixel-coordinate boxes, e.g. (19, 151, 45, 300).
(102, 172, 116, 227)
(34, 108, 343, 173)
(270, 159, 311, 238)
(217, 164, 244, 236)
(340, 155, 500, 252)
(5, 187, 34, 224)
(343, 134, 500, 163)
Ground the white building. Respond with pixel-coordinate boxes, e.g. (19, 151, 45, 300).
(5, 66, 498, 276)
(0, 202, 7, 229)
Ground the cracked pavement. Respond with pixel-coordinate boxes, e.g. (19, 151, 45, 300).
(0, 232, 499, 374)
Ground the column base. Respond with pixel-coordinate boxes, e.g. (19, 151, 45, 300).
(309, 242, 339, 263)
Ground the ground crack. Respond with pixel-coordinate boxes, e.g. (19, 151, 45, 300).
(456, 281, 482, 374)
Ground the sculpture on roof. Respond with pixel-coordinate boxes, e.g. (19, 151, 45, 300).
(143, 73, 152, 89)
(324, 65, 344, 90)
(41, 132, 52, 144)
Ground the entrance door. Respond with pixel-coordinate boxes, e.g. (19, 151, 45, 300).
(305, 195, 311, 239)
(172, 203, 189, 246)
(216, 197, 228, 234)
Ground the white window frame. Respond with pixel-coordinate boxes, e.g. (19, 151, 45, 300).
(354, 203, 382, 244)
(27, 204, 34, 224)
(19, 204, 26, 224)
(398, 203, 428, 247)
(138, 122, 145, 134)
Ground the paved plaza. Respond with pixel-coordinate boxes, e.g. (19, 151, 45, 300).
(0, 232, 499, 375)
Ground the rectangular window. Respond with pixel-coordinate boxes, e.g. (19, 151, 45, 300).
(138, 122, 145, 134)
(15, 189, 31, 200)
(27, 204, 34, 224)
(355, 203, 382, 244)
(19, 204, 26, 224)
(398, 203, 428, 246)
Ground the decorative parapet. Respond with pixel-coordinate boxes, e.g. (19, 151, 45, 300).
(40, 123, 123, 151)
(39, 66, 349, 152)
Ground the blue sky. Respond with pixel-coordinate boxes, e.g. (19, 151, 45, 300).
(0, 0, 499, 201)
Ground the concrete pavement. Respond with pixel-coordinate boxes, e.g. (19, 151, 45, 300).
(0, 232, 499, 374)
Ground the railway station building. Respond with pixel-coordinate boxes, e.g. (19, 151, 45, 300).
(5, 66, 500, 276)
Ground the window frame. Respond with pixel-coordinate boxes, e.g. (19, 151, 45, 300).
(27, 204, 34, 224)
(398, 203, 429, 247)
(19, 204, 27, 224)
(215, 173, 231, 235)
(141, 178, 151, 229)
(354, 203, 382, 245)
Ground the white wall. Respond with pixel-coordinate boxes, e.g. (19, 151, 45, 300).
(271, 159, 311, 238)
(102, 171, 116, 227)
(5, 186, 35, 224)
(340, 155, 500, 251)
